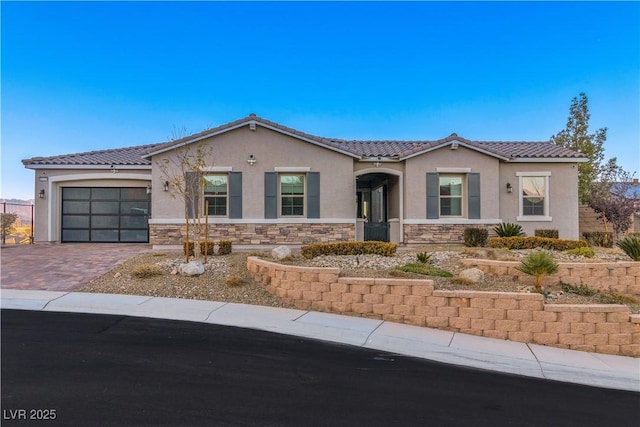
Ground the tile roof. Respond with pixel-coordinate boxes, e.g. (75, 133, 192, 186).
(23, 115, 587, 167)
(22, 143, 163, 167)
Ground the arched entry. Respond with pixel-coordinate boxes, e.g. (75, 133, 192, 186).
(355, 169, 403, 243)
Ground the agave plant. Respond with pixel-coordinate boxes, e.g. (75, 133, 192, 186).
(616, 235, 640, 261)
(493, 222, 525, 237)
(516, 251, 558, 291)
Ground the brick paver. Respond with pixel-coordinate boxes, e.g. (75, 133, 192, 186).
(1, 243, 151, 291)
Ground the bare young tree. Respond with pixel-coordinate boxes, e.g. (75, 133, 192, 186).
(1, 212, 18, 245)
(157, 128, 214, 261)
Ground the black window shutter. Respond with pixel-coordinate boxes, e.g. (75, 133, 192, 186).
(264, 172, 278, 219)
(228, 172, 242, 219)
(426, 172, 439, 219)
(185, 172, 199, 219)
(307, 172, 320, 218)
(467, 173, 481, 219)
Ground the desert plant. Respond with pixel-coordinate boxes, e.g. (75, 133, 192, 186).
(489, 236, 587, 251)
(582, 231, 614, 248)
(535, 229, 559, 239)
(561, 282, 597, 296)
(218, 239, 233, 255)
(131, 264, 165, 279)
(493, 222, 525, 237)
(616, 235, 640, 261)
(515, 251, 558, 291)
(416, 252, 432, 264)
(394, 263, 453, 277)
(301, 241, 397, 259)
(225, 276, 245, 287)
(1, 212, 18, 245)
(565, 246, 595, 258)
(463, 228, 488, 247)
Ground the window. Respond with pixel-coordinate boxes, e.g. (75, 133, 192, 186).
(204, 174, 228, 216)
(439, 175, 463, 216)
(517, 172, 551, 221)
(280, 174, 305, 216)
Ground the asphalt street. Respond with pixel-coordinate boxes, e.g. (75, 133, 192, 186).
(2, 309, 638, 427)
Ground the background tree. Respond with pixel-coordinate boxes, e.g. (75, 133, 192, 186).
(1, 212, 18, 245)
(587, 158, 639, 242)
(551, 93, 607, 203)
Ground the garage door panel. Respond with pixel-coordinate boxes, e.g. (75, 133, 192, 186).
(61, 187, 149, 243)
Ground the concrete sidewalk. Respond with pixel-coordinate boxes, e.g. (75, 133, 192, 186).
(2, 289, 638, 393)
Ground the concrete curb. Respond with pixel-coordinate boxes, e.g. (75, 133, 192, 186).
(2, 289, 638, 392)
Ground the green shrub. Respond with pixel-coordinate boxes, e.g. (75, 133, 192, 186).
(494, 222, 525, 237)
(582, 231, 613, 248)
(394, 263, 453, 277)
(131, 264, 165, 279)
(535, 229, 559, 239)
(598, 291, 637, 305)
(516, 251, 558, 291)
(464, 228, 488, 247)
(218, 239, 233, 255)
(416, 252, 432, 264)
(183, 241, 215, 256)
(561, 282, 597, 296)
(301, 241, 397, 259)
(489, 236, 587, 251)
(565, 247, 595, 258)
(616, 235, 640, 261)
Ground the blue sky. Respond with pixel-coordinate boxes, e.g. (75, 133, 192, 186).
(2, 1, 639, 200)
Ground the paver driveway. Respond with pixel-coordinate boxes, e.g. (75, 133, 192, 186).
(0, 243, 151, 291)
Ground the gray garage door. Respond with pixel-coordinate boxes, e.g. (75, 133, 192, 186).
(61, 187, 150, 243)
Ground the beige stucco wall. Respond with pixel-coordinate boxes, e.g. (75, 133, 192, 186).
(149, 125, 355, 221)
(498, 162, 580, 239)
(31, 168, 151, 242)
(404, 145, 501, 220)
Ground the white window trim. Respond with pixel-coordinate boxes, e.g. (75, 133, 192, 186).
(516, 171, 552, 222)
(279, 173, 306, 218)
(202, 166, 233, 172)
(439, 174, 464, 218)
(204, 173, 229, 218)
(274, 167, 311, 172)
(435, 167, 471, 173)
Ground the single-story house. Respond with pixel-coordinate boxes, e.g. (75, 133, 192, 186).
(23, 114, 587, 247)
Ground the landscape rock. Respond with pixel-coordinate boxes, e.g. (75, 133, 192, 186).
(458, 268, 484, 283)
(272, 245, 292, 260)
(178, 261, 205, 276)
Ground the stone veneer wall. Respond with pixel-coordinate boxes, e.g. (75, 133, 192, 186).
(404, 224, 495, 244)
(460, 259, 640, 298)
(247, 256, 640, 357)
(150, 223, 355, 246)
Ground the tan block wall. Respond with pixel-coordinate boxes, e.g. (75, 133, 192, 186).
(247, 257, 640, 357)
(150, 223, 355, 245)
(460, 259, 640, 299)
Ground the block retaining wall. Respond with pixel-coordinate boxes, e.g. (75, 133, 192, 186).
(460, 259, 640, 298)
(247, 257, 640, 357)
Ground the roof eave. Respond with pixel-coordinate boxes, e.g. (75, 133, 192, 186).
(507, 157, 589, 163)
(400, 140, 510, 161)
(24, 164, 152, 170)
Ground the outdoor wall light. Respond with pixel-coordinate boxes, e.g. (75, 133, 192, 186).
(451, 142, 459, 150)
(247, 154, 257, 166)
(163, 181, 170, 192)
(110, 165, 119, 174)
(146, 184, 152, 195)
(374, 157, 382, 168)
(506, 182, 513, 193)
(39, 189, 45, 199)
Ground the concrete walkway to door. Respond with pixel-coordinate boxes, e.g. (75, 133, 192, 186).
(1, 244, 152, 291)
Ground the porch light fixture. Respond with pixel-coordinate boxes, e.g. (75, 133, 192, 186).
(247, 154, 257, 166)
(374, 157, 382, 168)
(163, 181, 170, 192)
(146, 184, 152, 195)
(506, 182, 513, 193)
(39, 189, 45, 199)
(110, 165, 118, 174)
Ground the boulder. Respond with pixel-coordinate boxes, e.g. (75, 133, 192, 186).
(272, 245, 292, 260)
(458, 268, 484, 283)
(178, 261, 205, 276)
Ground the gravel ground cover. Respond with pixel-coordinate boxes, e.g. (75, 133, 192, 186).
(80, 245, 640, 313)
